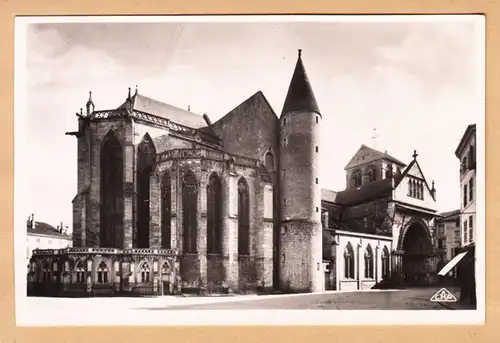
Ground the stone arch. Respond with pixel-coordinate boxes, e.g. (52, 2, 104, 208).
(136, 133, 157, 249)
(74, 259, 86, 284)
(398, 219, 434, 285)
(182, 171, 198, 254)
(139, 259, 151, 283)
(100, 130, 124, 249)
(95, 258, 111, 284)
(398, 219, 433, 252)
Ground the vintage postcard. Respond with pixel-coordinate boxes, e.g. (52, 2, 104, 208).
(14, 14, 485, 326)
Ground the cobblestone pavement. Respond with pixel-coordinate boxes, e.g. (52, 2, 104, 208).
(142, 287, 476, 311)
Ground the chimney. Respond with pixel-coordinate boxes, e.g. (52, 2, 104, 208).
(31, 214, 36, 229)
(203, 113, 213, 127)
(60, 221, 64, 232)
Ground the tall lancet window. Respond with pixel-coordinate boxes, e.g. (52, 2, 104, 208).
(381, 246, 390, 280)
(238, 177, 250, 256)
(100, 130, 124, 249)
(161, 171, 171, 249)
(344, 243, 354, 279)
(182, 172, 198, 253)
(207, 173, 223, 254)
(364, 245, 374, 279)
(136, 134, 156, 249)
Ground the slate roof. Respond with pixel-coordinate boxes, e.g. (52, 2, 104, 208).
(437, 209, 461, 219)
(281, 50, 320, 116)
(321, 189, 339, 203)
(345, 144, 407, 170)
(333, 178, 393, 206)
(118, 93, 207, 129)
(27, 222, 71, 239)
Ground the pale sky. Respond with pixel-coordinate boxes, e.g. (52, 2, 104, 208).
(18, 17, 484, 230)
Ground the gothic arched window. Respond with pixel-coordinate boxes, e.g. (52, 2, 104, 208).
(140, 262, 151, 283)
(182, 172, 198, 254)
(382, 246, 390, 280)
(136, 134, 156, 249)
(161, 171, 171, 249)
(42, 262, 50, 282)
(386, 164, 393, 179)
(367, 168, 376, 182)
(352, 170, 362, 188)
(97, 261, 108, 284)
(100, 130, 124, 249)
(238, 177, 250, 256)
(344, 243, 355, 279)
(207, 173, 223, 254)
(75, 261, 85, 284)
(364, 245, 374, 279)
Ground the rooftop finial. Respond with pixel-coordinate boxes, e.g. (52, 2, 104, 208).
(88, 91, 92, 102)
(128, 87, 131, 100)
(413, 150, 418, 160)
(188, 105, 191, 112)
(80, 108, 83, 115)
(298, 49, 302, 58)
(135, 85, 138, 95)
(432, 180, 435, 189)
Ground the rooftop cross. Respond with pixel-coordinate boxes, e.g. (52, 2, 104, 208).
(413, 150, 418, 160)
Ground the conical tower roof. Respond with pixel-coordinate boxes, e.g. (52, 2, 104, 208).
(281, 49, 321, 116)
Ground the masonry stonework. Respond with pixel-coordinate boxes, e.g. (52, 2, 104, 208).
(29, 50, 442, 297)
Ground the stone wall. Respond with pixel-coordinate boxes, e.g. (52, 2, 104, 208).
(279, 220, 323, 293)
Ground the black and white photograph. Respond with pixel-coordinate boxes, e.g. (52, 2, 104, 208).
(14, 15, 485, 326)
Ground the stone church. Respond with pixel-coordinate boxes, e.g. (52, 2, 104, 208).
(27, 50, 440, 297)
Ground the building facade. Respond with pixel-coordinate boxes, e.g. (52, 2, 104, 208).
(454, 124, 477, 304)
(28, 50, 442, 297)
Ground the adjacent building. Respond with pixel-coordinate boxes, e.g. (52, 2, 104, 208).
(454, 124, 477, 303)
(28, 50, 443, 297)
(455, 124, 477, 248)
(434, 209, 461, 276)
(26, 214, 72, 264)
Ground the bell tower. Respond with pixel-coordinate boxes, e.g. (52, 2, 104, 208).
(279, 50, 324, 292)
